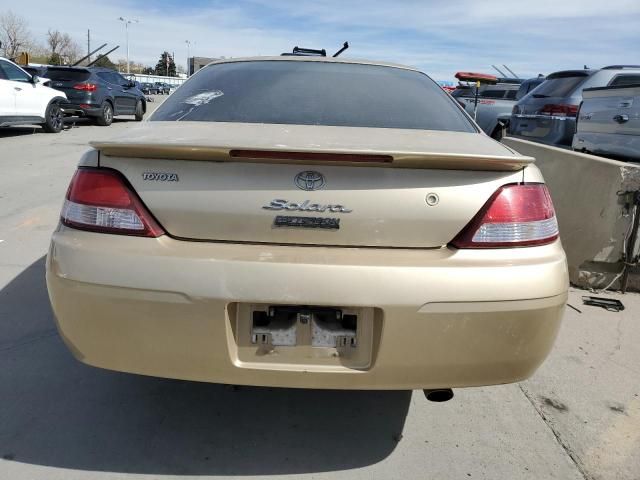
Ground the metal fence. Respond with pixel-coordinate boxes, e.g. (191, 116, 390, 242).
(127, 73, 187, 86)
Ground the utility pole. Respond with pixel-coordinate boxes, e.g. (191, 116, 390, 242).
(118, 17, 138, 74)
(185, 40, 191, 76)
(87, 30, 91, 64)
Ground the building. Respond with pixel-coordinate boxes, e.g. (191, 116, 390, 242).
(188, 56, 220, 76)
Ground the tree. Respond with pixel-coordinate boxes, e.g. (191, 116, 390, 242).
(0, 10, 33, 60)
(142, 66, 154, 75)
(46, 29, 80, 65)
(117, 58, 146, 74)
(154, 51, 176, 77)
(92, 55, 116, 70)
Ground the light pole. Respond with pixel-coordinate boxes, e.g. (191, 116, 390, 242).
(185, 40, 191, 76)
(118, 17, 138, 74)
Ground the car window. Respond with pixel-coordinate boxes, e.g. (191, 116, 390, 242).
(479, 89, 508, 99)
(505, 90, 517, 99)
(46, 68, 91, 82)
(112, 73, 129, 86)
(609, 74, 640, 87)
(0, 60, 31, 83)
(151, 61, 476, 132)
(97, 72, 112, 83)
(532, 76, 587, 98)
(516, 79, 545, 100)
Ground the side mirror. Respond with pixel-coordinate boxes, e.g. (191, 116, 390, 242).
(31, 75, 41, 84)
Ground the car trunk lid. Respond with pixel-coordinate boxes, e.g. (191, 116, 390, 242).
(45, 67, 93, 101)
(95, 122, 530, 248)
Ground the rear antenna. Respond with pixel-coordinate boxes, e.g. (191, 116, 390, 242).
(333, 42, 349, 57)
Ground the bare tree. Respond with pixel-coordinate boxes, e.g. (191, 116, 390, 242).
(0, 10, 32, 59)
(47, 29, 81, 65)
(64, 40, 81, 64)
(47, 30, 68, 55)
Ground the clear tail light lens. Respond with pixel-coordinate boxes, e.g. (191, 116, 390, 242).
(451, 183, 558, 248)
(61, 168, 164, 237)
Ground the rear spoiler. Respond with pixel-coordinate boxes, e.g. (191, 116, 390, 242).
(91, 122, 534, 172)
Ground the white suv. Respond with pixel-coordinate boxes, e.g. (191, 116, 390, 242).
(0, 57, 67, 133)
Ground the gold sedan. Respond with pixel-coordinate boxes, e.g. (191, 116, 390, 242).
(47, 56, 568, 393)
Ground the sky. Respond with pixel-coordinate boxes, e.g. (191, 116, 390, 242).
(4, 0, 640, 81)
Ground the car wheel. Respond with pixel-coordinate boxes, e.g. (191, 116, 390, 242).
(134, 100, 144, 121)
(95, 102, 113, 126)
(42, 102, 64, 133)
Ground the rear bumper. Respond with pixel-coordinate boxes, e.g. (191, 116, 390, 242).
(573, 131, 640, 161)
(60, 103, 102, 117)
(509, 114, 576, 146)
(46, 227, 568, 390)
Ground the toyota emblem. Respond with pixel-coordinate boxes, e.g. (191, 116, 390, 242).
(294, 171, 326, 191)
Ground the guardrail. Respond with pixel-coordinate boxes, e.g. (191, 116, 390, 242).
(502, 137, 640, 292)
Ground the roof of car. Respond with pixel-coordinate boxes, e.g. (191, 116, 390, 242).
(547, 70, 595, 79)
(202, 56, 420, 72)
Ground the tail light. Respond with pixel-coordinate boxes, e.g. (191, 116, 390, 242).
(61, 168, 164, 237)
(451, 184, 558, 248)
(539, 104, 578, 117)
(73, 83, 97, 92)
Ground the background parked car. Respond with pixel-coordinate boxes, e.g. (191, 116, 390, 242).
(0, 57, 67, 133)
(510, 65, 640, 146)
(154, 82, 171, 94)
(45, 66, 147, 126)
(494, 76, 546, 137)
(573, 83, 640, 161)
(454, 77, 531, 138)
(140, 82, 159, 95)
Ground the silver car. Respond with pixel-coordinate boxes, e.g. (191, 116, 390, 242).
(454, 82, 520, 138)
(510, 66, 640, 146)
(573, 83, 640, 161)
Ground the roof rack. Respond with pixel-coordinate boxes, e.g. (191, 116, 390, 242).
(602, 65, 640, 70)
(282, 46, 326, 57)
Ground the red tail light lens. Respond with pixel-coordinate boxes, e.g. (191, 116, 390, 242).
(73, 83, 97, 92)
(61, 168, 164, 237)
(451, 184, 558, 248)
(539, 103, 578, 117)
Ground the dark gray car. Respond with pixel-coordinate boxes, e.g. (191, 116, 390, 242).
(509, 66, 640, 146)
(46, 66, 147, 126)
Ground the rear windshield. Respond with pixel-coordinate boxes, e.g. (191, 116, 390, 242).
(150, 61, 476, 132)
(45, 68, 91, 82)
(516, 79, 545, 100)
(531, 76, 587, 98)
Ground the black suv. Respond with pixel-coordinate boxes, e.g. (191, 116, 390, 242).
(154, 82, 171, 94)
(140, 82, 159, 95)
(45, 66, 146, 126)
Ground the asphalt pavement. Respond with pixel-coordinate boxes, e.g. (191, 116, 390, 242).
(0, 98, 638, 480)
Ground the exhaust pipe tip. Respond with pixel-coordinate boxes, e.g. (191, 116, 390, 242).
(423, 388, 454, 402)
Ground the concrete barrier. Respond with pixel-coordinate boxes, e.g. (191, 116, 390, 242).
(502, 137, 640, 291)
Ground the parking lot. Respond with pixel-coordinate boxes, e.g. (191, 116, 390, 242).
(0, 96, 639, 480)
